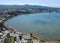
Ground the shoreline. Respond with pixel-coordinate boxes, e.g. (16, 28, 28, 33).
(2, 13, 43, 40)
(2, 12, 57, 40)
(1, 12, 60, 43)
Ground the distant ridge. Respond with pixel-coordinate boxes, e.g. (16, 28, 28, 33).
(0, 5, 59, 9)
(0, 5, 60, 12)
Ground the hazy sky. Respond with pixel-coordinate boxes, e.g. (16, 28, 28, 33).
(0, 0, 60, 7)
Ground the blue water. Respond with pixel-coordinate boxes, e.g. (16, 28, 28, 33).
(4, 13, 60, 40)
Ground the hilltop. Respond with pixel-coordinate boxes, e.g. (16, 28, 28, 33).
(0, 5, 60, 12)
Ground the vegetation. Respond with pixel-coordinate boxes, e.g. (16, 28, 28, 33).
(5, 15, 14, 21)
(0, 22, 4, 27)
(27, 40, 33, 43)
(3, 33, 15, 43)
(30, 33, 38, 39)
(30, 33, 33, 37)
(0, 14, 14, 30)
(3, 37, 15, 43)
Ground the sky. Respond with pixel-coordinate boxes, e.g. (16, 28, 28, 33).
(0, 0, 60, 7)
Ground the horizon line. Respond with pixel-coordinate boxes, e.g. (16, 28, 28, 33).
(0, 4, 59, 8)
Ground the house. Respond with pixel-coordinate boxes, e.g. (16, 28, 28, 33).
(22, 34, 32, 43)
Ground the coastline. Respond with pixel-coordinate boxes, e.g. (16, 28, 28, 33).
(1, 12, 60, 43)
(2, 13, 43, 42)
(0, 4, 60, 43)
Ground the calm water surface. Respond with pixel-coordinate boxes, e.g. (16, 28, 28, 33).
(4, 13, 60, 40)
